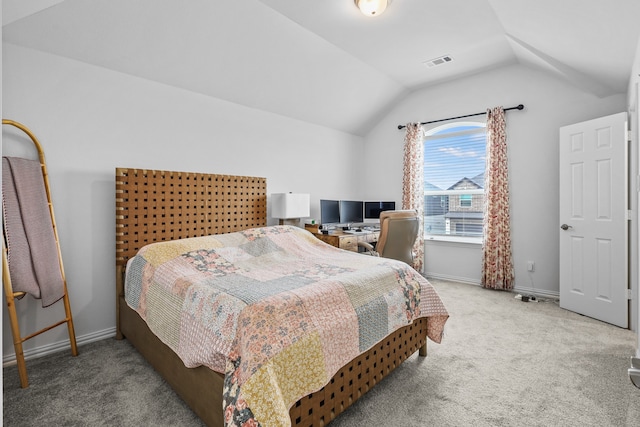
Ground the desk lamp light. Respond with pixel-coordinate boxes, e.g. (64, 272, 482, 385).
(272, 193, 310, 227)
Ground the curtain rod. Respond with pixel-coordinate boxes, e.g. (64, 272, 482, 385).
(397, 104, 524, 130)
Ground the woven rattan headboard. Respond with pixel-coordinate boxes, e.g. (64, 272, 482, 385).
(115, 168, 267, 266)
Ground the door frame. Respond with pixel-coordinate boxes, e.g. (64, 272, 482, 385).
(633, 82, 640, 339)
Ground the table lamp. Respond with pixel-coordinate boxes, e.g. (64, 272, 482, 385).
(271, 193, 310, 227)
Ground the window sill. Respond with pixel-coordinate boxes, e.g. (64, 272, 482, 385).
(424, 235, 483, 245)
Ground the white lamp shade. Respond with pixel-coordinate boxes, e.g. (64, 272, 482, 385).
(272, 193, 310, 219)
(355, 0, 388, 17)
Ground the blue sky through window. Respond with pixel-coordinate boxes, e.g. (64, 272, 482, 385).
(423, 124, 486, 190)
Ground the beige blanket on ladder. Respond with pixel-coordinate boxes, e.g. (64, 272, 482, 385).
(2, 156, 64, 307)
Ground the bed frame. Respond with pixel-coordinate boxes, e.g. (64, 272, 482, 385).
(115, 167, 428, 427)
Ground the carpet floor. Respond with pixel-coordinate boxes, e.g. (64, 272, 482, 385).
(4, 279, 640, 426)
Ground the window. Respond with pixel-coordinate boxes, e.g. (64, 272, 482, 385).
(423, 122, 486, 240)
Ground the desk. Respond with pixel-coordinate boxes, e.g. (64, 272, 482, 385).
(311, 229, 379, 252)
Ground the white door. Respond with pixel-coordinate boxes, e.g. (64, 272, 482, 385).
(559, 112, 628, 328)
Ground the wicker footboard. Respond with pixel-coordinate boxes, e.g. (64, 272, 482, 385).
(290, 317, 428, 426)
(119, 296, 427, 427)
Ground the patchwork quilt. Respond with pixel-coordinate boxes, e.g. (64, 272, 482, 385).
(125, 225, 449, 427)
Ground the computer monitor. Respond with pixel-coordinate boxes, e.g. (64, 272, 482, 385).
(320, 199, 340, 225)
(364, 201, 396, 223)
(339, 200, 364, 224)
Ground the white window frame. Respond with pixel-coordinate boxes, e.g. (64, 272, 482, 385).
(423, 121, 486, 244)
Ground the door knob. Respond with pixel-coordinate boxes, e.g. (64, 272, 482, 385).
(560, 224, 572, 230)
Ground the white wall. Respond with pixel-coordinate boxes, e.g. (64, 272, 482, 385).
(361, 64, 627, 297)
(1, 43, 364, 360)
(3, 44, 636, 361)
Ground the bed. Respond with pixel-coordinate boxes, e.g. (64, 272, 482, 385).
(115, 168, 448, 427)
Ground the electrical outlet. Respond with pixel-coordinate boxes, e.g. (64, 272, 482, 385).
(527, 261, 535, 272)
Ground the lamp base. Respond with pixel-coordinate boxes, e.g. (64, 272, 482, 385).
(278, 218, 301, 227)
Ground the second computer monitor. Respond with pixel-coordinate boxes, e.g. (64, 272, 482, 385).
(339, 200, 364, 224)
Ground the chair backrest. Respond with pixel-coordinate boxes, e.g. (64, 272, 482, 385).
(375, 210, 419, 265)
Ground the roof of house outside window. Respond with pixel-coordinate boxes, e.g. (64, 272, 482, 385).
(447, 177, 483, 191)
(425, 181, 442, 191)
(470, 172, 484, 187)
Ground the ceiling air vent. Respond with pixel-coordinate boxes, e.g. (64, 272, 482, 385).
(423, 55, 453, 68)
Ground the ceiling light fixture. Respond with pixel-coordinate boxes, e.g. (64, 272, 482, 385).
(354, 0, 389, 17)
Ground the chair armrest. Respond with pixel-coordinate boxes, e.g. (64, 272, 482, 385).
(358, 241, 374, 250)
(358, 241, 379, 256)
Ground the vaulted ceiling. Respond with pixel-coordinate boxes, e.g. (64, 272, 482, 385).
(3, 0, 640, 135)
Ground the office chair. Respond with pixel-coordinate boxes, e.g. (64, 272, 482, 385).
(358, 210, 419, 265)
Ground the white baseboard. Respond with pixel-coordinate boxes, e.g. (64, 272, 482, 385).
(424, 272, 481, 286)
(425, 273, 560, 301)
(2, 327, 117, 367)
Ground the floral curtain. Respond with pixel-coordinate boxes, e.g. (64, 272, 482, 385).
(481, 107, 515, 290)
(402, 123, 425, 272)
